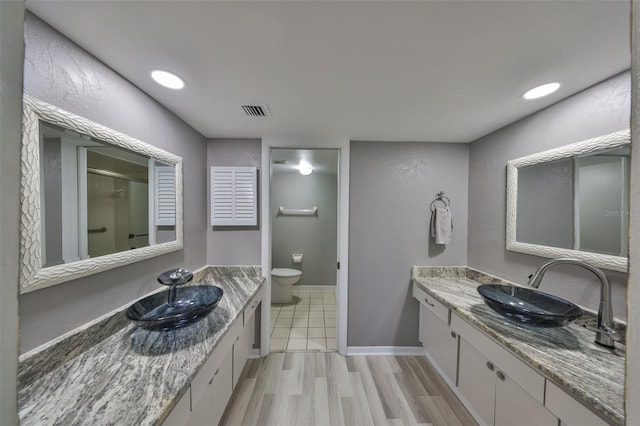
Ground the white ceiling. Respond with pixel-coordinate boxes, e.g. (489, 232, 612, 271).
(26, 0, 630, 143)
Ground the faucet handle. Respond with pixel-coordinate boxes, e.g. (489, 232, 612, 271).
(582, 323, 623, 342)
(158, 268, 193, 286)
(598, 325, 622, 341)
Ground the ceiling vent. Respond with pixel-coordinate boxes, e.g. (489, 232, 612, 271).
(241, 104, 271, 118)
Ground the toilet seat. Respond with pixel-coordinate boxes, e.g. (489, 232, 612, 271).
(271, 268, 302, 278)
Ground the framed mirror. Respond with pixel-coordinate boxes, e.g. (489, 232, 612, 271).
(20, 94, 183, 293)
(506, 129, 630, 272)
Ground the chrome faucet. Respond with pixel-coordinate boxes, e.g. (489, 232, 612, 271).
(527, 258, 616, 348)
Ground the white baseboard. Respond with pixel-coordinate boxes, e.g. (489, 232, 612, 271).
(248, 348, 261, 359)
(346, 346, 426, 356)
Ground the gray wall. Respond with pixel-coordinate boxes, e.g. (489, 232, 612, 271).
(349, 141, 469, 347)
(468, 71, 630, 320)
(207, 138, 262, 265)
(19, 12, 208, 352)
(272, 171, 338, 286)
(1, 1, 24, 422)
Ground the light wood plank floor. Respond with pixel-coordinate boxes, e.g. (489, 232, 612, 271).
(220, 353, 477, 426)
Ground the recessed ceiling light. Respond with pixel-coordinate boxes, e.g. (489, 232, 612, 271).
(151, 70, 185, 90)
(522, 82, 560, 100)
(299, 162, 313, 176)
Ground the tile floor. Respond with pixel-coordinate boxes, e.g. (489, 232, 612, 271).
(270, 286, 337, 351)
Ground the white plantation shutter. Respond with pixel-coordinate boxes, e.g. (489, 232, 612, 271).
(155, 165, 176, 226)
(211, 166, 258, 226)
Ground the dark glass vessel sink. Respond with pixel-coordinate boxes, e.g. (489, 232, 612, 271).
(126, 285, 223, 331)
(477, 284, 583, 328)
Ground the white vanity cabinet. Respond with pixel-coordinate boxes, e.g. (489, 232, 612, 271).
(415, 284, 458, 385)
(413, 282, 561, 426)
(413, 279, 619, 426)
(458, 337, 558, 426)
(452, 312, 557, 426)
(164, 288, 263, 426)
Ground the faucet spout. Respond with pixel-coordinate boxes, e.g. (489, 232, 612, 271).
(526, 258, 615, 348)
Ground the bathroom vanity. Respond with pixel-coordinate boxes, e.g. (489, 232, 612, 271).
(412, 266, 624, 426)
(17, 266, 264, 426)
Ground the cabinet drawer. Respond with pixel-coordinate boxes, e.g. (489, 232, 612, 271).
(451, 313, 545, 404)
(413, 284, 449, 324)
(545, 381, 608, 426)
(244, 286, 263, 327)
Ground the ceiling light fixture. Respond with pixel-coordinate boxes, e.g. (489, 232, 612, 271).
(522, 82, 560, 100)
(299, 162, 313, 176)
(151, 69, 185, 90)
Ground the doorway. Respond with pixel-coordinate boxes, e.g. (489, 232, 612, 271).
(261, 142, 349, 356)
(269, 149, 338, 351)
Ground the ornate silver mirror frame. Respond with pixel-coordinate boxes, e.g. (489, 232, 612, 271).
(20, 94, 184, 293)
(506, 129, 630, 273)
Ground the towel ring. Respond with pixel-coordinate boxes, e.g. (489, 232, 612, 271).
(430, 191, 451, 211)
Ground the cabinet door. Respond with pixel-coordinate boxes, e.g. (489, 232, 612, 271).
(233, 310, 254, 388)
(189, 348, 233, 426)
(458, 337, 496, 426)
(419, 304, 458, 384)
(495, 371, 558, 426)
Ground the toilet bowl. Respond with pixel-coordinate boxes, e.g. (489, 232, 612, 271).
(271, 268, 302, 304)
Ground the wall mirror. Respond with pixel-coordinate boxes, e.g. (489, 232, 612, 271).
(20, 94, 184, 293)
(506, 129, 630, 272)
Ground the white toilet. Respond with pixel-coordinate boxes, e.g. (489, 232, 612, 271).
(271, 268, 302, 304)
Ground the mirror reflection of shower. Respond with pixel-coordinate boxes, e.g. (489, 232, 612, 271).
(270, 148, 339, 352)
(86, 149, 149, 258)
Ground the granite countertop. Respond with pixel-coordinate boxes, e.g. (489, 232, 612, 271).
(18, 266, 264, 426)
(412, 266, 625, 426)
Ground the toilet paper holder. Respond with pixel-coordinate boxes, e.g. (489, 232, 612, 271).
(292, 254, 303, 263)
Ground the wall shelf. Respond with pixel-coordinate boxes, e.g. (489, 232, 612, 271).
(277, 206, 318, 217)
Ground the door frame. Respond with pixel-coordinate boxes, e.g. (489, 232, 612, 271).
(260, 137, 349, 355)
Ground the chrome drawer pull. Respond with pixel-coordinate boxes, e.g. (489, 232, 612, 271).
(424, 297, 435, 307)
(486, 361, 495, 371)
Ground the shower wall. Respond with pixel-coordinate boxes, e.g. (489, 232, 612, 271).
(272, 171, 337, 286)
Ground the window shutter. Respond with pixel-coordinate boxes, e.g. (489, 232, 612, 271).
(155, 165, 176, 226)
(211, 166, 258, 226)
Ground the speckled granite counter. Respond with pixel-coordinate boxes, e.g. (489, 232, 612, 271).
(18, 266, 264, 426)
(412, 266, 624, 425)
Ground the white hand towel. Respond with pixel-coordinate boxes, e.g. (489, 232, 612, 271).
(431, 206, 453, 244)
